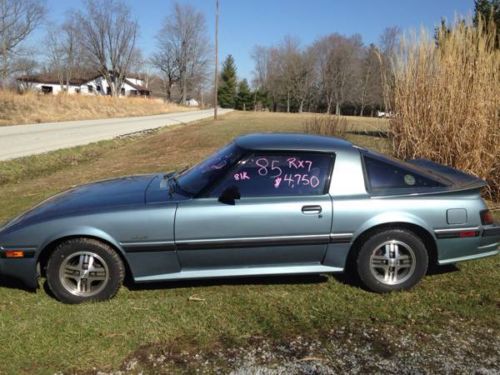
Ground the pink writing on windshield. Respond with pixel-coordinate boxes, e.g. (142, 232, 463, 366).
(287, 158, 313, 172)
(274, 177, 282, 188)
(234, 172, 250, 181)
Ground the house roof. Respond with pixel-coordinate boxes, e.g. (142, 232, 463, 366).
(17, 73, 148, 89)
(124, 79, 150, 93)
(16, 73, 95, 86)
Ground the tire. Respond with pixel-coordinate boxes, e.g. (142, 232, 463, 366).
(356, 229, 428, 293)
(46, 238, 125, 304)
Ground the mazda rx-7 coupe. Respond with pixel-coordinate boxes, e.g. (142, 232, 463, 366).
(0, 133, 498, 303)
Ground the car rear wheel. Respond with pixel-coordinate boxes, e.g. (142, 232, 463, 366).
(356, 229, 428, 293)
(46, 238, 124, 304)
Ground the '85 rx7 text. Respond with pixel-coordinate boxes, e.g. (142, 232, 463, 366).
(0, 133, 498, 303)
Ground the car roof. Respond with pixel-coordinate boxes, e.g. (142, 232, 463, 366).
(235, 133, 354, 153)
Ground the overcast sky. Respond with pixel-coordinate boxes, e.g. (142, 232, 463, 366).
(34, 0, 474, 81)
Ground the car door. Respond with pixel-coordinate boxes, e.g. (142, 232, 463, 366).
(174, 151, 334, 270)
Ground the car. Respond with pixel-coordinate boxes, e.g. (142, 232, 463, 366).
(0, 133, 498, 303)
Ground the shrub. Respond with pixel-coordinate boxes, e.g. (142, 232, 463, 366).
(390, 17, 499, 200)
(303, 115, 350, 138)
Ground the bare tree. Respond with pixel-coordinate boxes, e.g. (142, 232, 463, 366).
(290, 45, 316, 113)
(45, 15, 84, 92)
(277, 36, 298, 113)
(133, 55, 157, 90)
(265, 47, 284, 111)
(377, 26, 401, 112)
(251, 45, 271, 110)
(156, 2, 211, 103)
(312, 34, 363, 115)
(358, 44, 384, 116)
(252, 40, 316, 113)
(269, 37, 316, 113)
(251, 45, 270, 90)
(0, 0, 46, 88)
(75, 0, 138, 96)
(151, 47, 179, 101)
(251, 32, 386, 115)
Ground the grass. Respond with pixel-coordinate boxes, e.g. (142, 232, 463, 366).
(0, 90, 192, 126)
(0, 111, 498, 373)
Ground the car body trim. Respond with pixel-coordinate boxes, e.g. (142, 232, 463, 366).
(434, 227, 481, 239)
(434, 226, 481, 233)
(176, 234, 331, 250)
(438, 249, 499, 265)
(329, 233, 353, 243)
(134, 264, 344, 282)
(121, 241, 176, 253)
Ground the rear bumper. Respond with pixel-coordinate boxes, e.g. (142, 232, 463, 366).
(482, 226, 500, 237)
(438, 248, 499, 265)
(437, 225, 499, 265)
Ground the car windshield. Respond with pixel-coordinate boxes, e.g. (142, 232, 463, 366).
(176, 143, 243, 195)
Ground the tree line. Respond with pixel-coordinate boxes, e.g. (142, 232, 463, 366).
(216, 30, 399, 116)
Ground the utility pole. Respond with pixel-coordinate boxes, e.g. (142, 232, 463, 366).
(213, 0, 219, 120)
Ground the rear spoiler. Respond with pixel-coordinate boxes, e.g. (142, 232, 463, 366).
(406, 159, 487, 191)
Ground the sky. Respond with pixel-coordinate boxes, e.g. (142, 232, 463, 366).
(35, 0, 474, 81)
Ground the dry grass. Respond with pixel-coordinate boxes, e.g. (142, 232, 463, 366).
(303, 115, 351, 137)
(390, 18, 500, 200)
(0, 90, 193, 126)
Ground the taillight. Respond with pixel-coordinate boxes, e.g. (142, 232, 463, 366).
(480, 210, 494, 225)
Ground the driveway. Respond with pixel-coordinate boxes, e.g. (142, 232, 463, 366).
(0, 108, 233, 161)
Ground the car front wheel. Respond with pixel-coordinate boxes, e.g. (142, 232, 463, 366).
(46, 238, 125, 304)
(356, 229, 428, 293)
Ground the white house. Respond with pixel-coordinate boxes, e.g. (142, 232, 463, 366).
(17, 73, 151, 97)
(185, 98, 199, 107)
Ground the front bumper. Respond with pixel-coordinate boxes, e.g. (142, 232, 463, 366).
(0, 247, 39, 289)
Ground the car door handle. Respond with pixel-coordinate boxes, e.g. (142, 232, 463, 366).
(302, 205, 322, 214)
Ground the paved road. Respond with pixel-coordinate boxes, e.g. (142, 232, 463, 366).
(0, 109, 233, 161)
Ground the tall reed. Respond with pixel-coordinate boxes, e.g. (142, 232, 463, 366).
(390, 17, 499, 200)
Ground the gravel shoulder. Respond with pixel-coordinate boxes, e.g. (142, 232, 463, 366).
(115, 323, 500, 374)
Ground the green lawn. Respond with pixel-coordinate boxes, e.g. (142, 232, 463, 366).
(0, 111, 498, 374)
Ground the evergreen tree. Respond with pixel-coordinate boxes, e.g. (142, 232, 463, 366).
(254, 89, 271, 111)
(235, 79, 253, 110)
(217, 55, 238, 108)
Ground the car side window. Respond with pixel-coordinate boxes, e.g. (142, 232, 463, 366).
(364, 156, 443, 190)
(209, 152, 333, 197)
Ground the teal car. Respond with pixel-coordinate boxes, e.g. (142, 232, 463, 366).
(0, 133, 498, 303)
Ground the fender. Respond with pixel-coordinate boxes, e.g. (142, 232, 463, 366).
(352, 211, 435, 243)
(37, 226, 126, 262)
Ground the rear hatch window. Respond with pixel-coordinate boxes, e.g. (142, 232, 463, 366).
(363, 153, 447, 192)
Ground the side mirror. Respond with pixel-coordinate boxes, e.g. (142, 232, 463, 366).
(218, 185, 241, 205)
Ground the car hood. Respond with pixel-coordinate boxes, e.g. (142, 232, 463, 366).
(2, 174, 158, 230)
